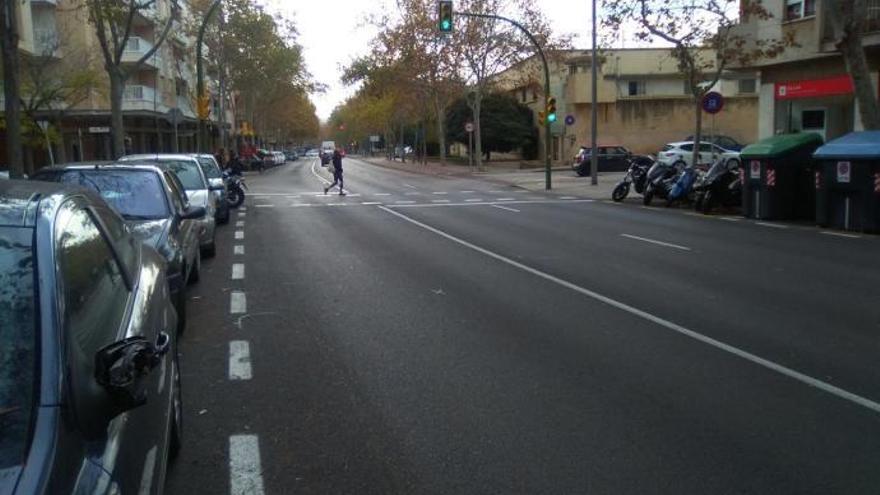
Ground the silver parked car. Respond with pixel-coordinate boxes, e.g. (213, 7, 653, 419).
(120, 154, 220, 257)
(189, 153, 231, 224)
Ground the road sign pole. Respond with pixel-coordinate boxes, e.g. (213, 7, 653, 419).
(590, 0, 598, 185)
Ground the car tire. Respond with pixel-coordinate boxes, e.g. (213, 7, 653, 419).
(203, 238, 216, 259)
(612, 183, 629, 202)
(219, 207, 230, 225)
(175, 290, 187, 336)
(188, 251, 201, 285)
(643, 184, 654, 205)
(168, 349, 183, 461)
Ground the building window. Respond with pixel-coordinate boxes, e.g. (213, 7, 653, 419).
(738, 79, 757, 94)
(785, 0, 815, 20)
(568, 64, 579, 74)
(627, 81, 645, 96)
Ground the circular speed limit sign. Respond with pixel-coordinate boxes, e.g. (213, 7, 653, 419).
(465, 122, 474, 133)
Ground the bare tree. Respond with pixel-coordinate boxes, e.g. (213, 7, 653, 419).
(1, 0, 24, 177)
(825, 0, 879, 129)
(604, 0, 793, 167)
(86, 0, 178, 158)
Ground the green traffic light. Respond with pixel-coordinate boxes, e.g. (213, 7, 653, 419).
(547, 113, 557, 123)
(441, 19, 451, 31)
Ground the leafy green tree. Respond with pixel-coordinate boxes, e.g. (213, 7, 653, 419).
(0, 0, 25, 177)
(446, 92, 537, 160)
(825, 0, 879, 129)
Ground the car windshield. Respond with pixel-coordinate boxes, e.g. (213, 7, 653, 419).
(0, 227, 37, 472)
(161, 160, 206, 190)
(57, 170, 170, 220)
(197, 157, 222, 179)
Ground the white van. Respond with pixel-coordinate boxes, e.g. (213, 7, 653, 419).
(321, 141, 336, 154)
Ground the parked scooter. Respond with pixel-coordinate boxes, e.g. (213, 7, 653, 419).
(693, 158, 742, 214)
(223, 170, 248, 208)
(611, 156, 654, 202)
(642, 160, 684, 206)
(665, 166, 702, 207)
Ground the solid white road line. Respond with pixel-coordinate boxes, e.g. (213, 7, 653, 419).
(373, 193, 391, 196)
(229, 435, 265, 495)
(491, 204, 521, 213)
(230, 291, 247, 314)
(621, 234, 692, 251)
(228, 341, 252, 380)
(465, 198, 484, 202)
(820, 231, 862, 239)
(362, 202, 382, 205)
(236, 221, 245, 227)
(235, 231, 244, 240)
(560, 196, 578, 200)
(432, 199, 451, 203)
(432, 191, 448, 195)
(232, 263, 245, 280)
(755, 221, 789, 229)
(395, 200, 416, 204)
(718, 216, 740, 222)
(311, 159, 331, 185)
(254, 204, 274, 208)
(388, 199, 595, 208)
(378, 205, 880, 415)
(496, 198, 515, 201)
(234, 245, 245, 255)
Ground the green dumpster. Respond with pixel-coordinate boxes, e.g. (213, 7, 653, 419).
(814, 131, 880, 233)
(739, 133, 823, 220)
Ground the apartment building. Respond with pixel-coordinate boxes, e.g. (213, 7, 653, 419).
(730, 0, 880, 141)
(493, 48, 760, 160)
(1, 0, 234, 168)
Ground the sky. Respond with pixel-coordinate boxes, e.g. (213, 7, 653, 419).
(262, 0, 592, 121)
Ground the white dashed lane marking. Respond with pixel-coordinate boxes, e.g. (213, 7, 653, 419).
(229, 435, 265, 495)
(235, 231, 244, 240)
(236, 221, 245, 227)
(234, 245, 245, 255)
(232, 263, 245, 280)
(230, 291, 247, 314)
(228, 341, 252, 380)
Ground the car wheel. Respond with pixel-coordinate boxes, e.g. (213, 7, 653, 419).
(168, 349, 183, 461)
(219, 207, 230, 225)
(203, 236, 216, 259)
(188, 251, 201, 285)
(643, 184, 654, 205)
(611, 183, 629, 202)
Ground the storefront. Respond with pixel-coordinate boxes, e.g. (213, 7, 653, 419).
(773, 74, 857, 142)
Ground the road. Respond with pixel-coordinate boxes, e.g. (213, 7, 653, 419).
(166, 156, 880, 495)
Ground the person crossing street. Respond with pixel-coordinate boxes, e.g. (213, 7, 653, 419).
(324, 148, 346, 196)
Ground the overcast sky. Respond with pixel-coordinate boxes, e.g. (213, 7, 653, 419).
(262, 0, 592, 121)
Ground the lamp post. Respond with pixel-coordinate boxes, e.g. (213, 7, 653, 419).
(196, 0, 223, 153)
(590, 0, 599, 185)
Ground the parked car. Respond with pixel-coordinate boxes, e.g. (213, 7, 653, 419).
(284, 150, 299, 161)
(30, 163, 205, 334)
(684, 134, 744, 152)
(305, 149, 320, 157)
(657, 141, 741, 169)
(273, 151, 286, 165)
(0, 179, 182, 495)
(573, 145, 652, 175)
(189, 153, 231, 224)
(119, 154, 219, 257)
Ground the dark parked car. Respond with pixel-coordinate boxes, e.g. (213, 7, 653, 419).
(573, 145, 647, 175)
(189, 153, 231, 225)
(31, 164, 204, 333)
(0, 180, 182, 495)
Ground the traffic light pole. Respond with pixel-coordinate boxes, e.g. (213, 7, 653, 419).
(457, 12, 553, 190)
(196, 0, 223, 154)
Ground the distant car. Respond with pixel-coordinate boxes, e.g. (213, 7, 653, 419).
(189, 153, 231, 225)
(305, 149, 320, 157)
(657, 141, 741, 169)
(284, 150, 299, 161)
(685, 134, 744, 151)
(31, 163, 205, 334)
(273, 151, 285, 165)
(572, 145, 649, 175)
(0, 179, 184, 495)
(119, 154, 220, 257)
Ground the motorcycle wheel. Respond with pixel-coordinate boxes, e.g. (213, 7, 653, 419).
(227, 188, 245, 208)
(612, 183, 630, 202)
(700, 190, 715, 214)
(642, 184, 654, 206)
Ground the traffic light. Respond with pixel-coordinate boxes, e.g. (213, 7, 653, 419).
(546, 96, 557, 123)
(538, 111, 545, 122)
(438, 1, 453, 33)
(197, 91, 211, 120)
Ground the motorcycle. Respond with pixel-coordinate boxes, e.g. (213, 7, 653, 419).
(642, 160, 684, 206)
(693, 158, 742, 214)
(223, 170, 248, 208)
(611, 156, 653, 202)
(665, 166, 702, 207)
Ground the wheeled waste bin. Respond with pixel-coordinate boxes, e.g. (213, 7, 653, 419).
(814, 131, 880, 233)
(739, 133, 823, 220)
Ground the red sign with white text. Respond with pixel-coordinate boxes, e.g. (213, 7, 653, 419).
(775, 75, 855, 100)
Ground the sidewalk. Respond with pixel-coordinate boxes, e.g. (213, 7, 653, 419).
(360, 156, 623, 200)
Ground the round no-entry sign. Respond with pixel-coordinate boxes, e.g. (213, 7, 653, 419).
(702, 91, 724, 114)
(465, 122, 474, 133)
(564, 115, 575, 126)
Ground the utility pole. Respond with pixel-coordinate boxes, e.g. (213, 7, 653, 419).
(196, 0, 222, 153)
(590, 0, 599, 185)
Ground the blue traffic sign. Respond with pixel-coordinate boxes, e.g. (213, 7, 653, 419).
(564, 115, 575, 126)
(702, 91, 724, 114)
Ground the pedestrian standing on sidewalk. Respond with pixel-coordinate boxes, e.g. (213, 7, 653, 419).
(324, 148, 346, 196)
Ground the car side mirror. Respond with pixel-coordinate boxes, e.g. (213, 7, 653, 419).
(209, 179, 225, 191)
(181, 205, 206, 220)
(95, 335, 169, 412)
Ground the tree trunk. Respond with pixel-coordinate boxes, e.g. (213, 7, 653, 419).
(1, 0, 24, 178)
(23, 145, 34, 176)
(433, 94, 447, 164)
(109, 71, 126, 159)
(692, 94, 703, 168)
(828, 0, 879, 130)
(472, 90, 483, 170)
(55, 115, 67, 164)
(399, 123, 405, 163)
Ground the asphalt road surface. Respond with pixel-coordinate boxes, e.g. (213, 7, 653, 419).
(166, 156, 880, 495)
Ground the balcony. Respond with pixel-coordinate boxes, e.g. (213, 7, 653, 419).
(123, 85, 168, 113)
(177, 95, 196, 119)
(32, 28, 60, 57)
(122, 37, 161, 69)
